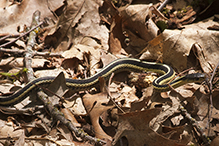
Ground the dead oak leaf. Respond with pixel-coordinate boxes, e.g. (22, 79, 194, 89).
(43, 72, 69, 106)
(82, 92, 115, 141)
(121, 4, 159, 43)
(45, 0, 85, 52)
(0, 0, 63, 34)
(140, 18, 219, 73)
(112, 109, 186, 146)
(162, 125, 192, 145)
(61, 44, 101, 76)
(46, 0, 109, 52)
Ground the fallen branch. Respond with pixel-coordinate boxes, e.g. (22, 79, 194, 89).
(25, 10, 41, 81)
(158, 0, 170, 11)
(0, 105, 44, 115)
(37, 90, 106, 145)
(21, 10, 106, 145)
(207, 61, 219, 135)
(179, 104, 211, 145)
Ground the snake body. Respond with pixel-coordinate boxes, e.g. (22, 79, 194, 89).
(0, 58, 206, 106)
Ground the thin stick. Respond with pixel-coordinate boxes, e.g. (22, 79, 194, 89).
(25, 10, 42, 81)
(179, 104, 211, 144)
(167, 67, 194, 91)
(38, 91, 106, 145)
(106, 72, 125, 114)
(0, 48, 62, 57)
(0, 21, 44, 48)
(158, 0, 170, 11)
(206, 61, 219, 135)
(0, 34, 19, 42)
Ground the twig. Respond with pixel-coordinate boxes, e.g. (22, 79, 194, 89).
(157, 0, 170, 11)
(21, 10, 106, 145)
(0, 34, 20, 42)
(0, 33, 20, 38)
(168, 67, 194, 84)
(30, 80, 64, 101)
(0, 105, 44, 115)
(206, 61, 219, 135)
(33, 51, 62, 57)
(179, 104, 211, 145)
(167, 67, 194, 91)
(0, 48, 62, 57)
(105, 72, 125, 114)
(0, 47, 26, 55)
(24, 10, 41, 81)
(0, 136, 63, 146)
(0, 21, 44, 48)
(37, 91, 106, 145)
(167, 83, 177, 92)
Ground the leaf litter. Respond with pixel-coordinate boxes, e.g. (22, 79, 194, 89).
(0, 0, 218, 145)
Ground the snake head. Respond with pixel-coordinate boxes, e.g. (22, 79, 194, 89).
(185, 73, 206, 83)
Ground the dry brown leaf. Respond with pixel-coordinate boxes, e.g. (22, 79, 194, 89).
(171, 114, 184, 126)
(61, 57, 80, 70)
(71, 0, 109, 49)
(121, 4, 158, 41)
(140, 18, 219, 72)
(64, 96, 87, 116)
(82, 92, 115, 141)
(114, 85, 139, 108)
(0, 57, 49, 70)
(129, 86, 153, 111)
(34, 68, 69, 78)
(0, 57, 15, 69)
(210, 136, 219, 146)
(0, 0, 63, 34)
(151, 91, 172, 105)
(0, 120, 24, 144)
(172, 82, 204, 98)
(80, 36, 102, 49)
(45, 72, 69, 106)
(193, 90, 219, 136)
(14, 131, 25, 146)
(190, 43, 211, 73)
(61, 44, 101, 75)
(212, 90, 219, 110)
(61, 108, 81, 127)
(108, 4, 159, 56)
(162, 125, 184, 139)
(0, 83, 15, 94)
(162, 125, 192, 145)
(108, 14, 127, 55)
(130, 97, 149, 112)
(121, 4, 159, 53)
(150, 91, 183, 132)
(57, 123, 74, 142)
(45, 0, 86, 51)
(128, 72, 157, 89)
(55, 139, 79, 146)
(165, 88, 219, 138)
(112, 109, 186, 146)
(46, 0, 109, 52)
(99, 50, 118, 67)
(22, 119, 50, 135)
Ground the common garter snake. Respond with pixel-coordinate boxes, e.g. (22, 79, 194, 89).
(0, 58, 206, 106)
